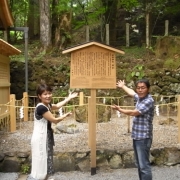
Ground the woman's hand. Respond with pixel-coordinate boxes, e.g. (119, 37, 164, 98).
(51, 92, 79, 110)
(68, 92, 78, 99)
(43, 110, 72, 124)
(55, 111, 73, 124)
(63, 111, 72, 118)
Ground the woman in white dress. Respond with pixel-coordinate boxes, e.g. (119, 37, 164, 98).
(27, 82, 78, 180)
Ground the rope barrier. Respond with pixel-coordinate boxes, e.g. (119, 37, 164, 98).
(0, 102, 178, 109)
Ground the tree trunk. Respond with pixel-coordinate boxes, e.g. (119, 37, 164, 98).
(51, 0, 59, 46)
(59, 12, 72, 50)
(101, 0, 118, 46)
(39, 0, 51, 49)
(51, 1, 72, 49)
(34, 3, 40, 39)
(28, 0, 40, 39)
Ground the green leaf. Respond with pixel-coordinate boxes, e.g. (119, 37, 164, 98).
(135, 72, 140, 76)
(131, 72, 135, 77)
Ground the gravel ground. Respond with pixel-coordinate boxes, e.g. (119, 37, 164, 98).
(1, 115, 180, 180)
(1, 165, 180, 180)
(0, 173, 18, 180)
(0, 115, 179, 153)
(49, 165, 180, 180)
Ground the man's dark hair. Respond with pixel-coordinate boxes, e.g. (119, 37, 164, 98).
(135, 79, 150, 89)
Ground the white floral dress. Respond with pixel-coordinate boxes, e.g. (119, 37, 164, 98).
(27, 103, 54, 180)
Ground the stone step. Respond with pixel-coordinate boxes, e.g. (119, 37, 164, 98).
(18, 174, 28, 180)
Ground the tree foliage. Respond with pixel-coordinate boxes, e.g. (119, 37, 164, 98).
(6, 0, 180, 49)
(118, 0, 139, 11)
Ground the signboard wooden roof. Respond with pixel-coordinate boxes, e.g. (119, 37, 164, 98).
(62, 41, 125, 89)
(0, 0, 13, 28)
(0, 39, 21, 56)
(62, 41, 125, 54)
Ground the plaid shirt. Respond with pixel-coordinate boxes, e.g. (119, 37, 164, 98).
(132, 93, 154, 140)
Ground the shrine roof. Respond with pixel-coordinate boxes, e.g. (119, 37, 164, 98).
(0, 0, 13, 28)
(0, 39, 21, 56)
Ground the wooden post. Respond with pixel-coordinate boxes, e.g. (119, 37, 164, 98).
(126, 23, 130, 47)
(89, 89, 96, 175)
(88, 97, 92, 148)
(106, 24, 109, 45)
(86, 25, 89, 42)
(10, 94, 16, 132)
(127, 116, 130, 133)
(178, 96, 180, 143)
(165, 20, 169, 36)
(146, 12, 150, 48)
(79, 92, 84, 106)
(23, 92, 28, 121)
(4, 31, 8, 41)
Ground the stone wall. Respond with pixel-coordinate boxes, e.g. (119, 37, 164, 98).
(10, 57, 71, 99)
(10, 57, 180, 100)
(1, 147, 180, 173)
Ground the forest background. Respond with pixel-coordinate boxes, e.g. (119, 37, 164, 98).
(6, 0, 180, 48)
(3, 0, 180, 98)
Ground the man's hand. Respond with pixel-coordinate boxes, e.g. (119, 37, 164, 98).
(116, 80, 125, 88)
(111, 104, 120, 111)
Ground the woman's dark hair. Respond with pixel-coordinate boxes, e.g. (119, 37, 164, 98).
(36, 80, 52, 97)
(135, 79, 150, 89)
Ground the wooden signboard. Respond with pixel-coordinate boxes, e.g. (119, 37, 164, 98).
(62, 41, 124, 175)
(70, 46, 116, 89)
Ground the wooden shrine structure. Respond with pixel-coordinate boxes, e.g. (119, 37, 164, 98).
(0, 0, 21, 131)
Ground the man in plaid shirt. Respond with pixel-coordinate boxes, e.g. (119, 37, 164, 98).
(111, 79, 154, 180)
